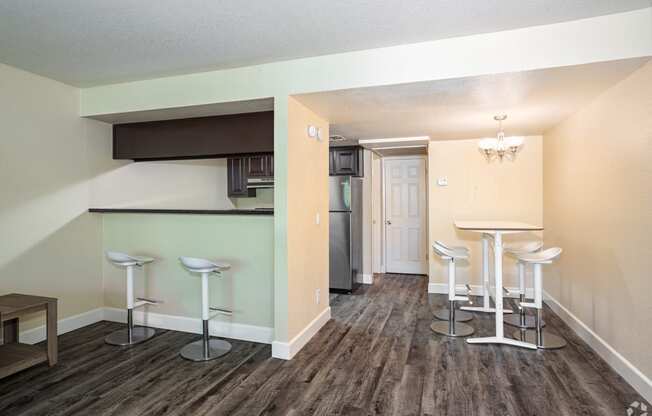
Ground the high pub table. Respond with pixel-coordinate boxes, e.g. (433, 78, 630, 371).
(454, 221, 542, 349)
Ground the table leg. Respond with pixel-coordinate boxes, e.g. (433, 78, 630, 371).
(3, 318, 19, 344)
(460, 233, 512, 314)
(46, 301, 58, 366)
(466, 231, 536, 350)
(495, 232, 505, 338)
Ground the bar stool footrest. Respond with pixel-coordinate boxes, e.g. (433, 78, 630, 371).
(209, 307, 233, 316)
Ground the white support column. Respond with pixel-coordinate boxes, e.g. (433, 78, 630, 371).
(482, 235, 490, 308)
(460, 233, 513, 314)
(447, 259, 456, 301)
(126, 265, 134, 309)
(533, 264, 543, 309)
(494, 232, 504, 338)
(201, 272, 210, 321)
(518, 262, 526, 296)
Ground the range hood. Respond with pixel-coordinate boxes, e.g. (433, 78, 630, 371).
(246, 177, 274, 189)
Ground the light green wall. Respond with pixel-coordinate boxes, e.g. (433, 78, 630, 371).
(101, 213, 274, 328)
(273, 97, 289, 341)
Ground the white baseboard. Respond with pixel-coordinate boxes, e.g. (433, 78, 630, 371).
(18, 306, 273, 346)
(19, 307, 105, 345)
(361, 274, 373, 285)
(427, 283, 534, 298)
(271, 307, 331, 360)
(543, 291, 652, 403)
(103, 307, 274, 345)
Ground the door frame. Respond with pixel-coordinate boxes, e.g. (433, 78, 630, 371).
(381, 155, 428, 275)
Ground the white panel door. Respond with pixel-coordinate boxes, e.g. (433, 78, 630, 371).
(384, 158, 427, 274)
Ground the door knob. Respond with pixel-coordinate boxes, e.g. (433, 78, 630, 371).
(386, 220, 392, 225)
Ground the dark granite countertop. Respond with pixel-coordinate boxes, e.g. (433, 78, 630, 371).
(88, 208, 274, 215)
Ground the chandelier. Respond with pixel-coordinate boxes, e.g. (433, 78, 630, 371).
(478, 115, 523, 162)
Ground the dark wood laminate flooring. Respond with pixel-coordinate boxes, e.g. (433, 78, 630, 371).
(0, 274, 647, 415)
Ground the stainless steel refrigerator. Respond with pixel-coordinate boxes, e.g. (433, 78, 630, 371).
(329, 176, 363, 292)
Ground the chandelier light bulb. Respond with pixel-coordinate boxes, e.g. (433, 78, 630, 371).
(478, 115, 523, 162)
(478, 138, 497, 150)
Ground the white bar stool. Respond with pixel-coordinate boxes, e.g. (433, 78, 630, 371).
(503, 241, 543, 329)
(179, 257, 233, 362)
(511, 247, 566, 349)
(430, 241, 474, 337)
(105, 251, 160, 346)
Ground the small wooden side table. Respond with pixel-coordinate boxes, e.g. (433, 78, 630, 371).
(0, 294, 58, 379)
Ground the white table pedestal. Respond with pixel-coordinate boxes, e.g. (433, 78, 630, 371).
(460, 234, 512, 314)
(454, 221, 542, 350)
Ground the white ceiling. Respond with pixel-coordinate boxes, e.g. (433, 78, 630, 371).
(296, 58, 650, 140)
(0, 1, 649, 87)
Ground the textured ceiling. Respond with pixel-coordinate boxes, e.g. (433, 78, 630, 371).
(296, 58, 650, 140)
(0, 0, 649, 86)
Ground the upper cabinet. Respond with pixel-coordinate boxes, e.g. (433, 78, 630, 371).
(227, 152, 274, 197)
(330, 146, 364, 177)
(112, 111, 274, 161)
(247, 154, 274, 177)
(227, 158, 248, 197)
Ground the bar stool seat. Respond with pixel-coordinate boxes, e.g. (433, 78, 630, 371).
(503, 241, 544, 329)
(430, 241, 474, 337)
(105, 251, 159, 346)
(179, 257, 233, 362)
(511, 247, 566, 349)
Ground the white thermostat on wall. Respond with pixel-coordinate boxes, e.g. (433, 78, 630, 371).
(437, 177, 448, 186)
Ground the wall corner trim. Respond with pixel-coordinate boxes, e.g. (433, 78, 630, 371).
(271, 307, 331, 360)
(543, 291, 652, 403)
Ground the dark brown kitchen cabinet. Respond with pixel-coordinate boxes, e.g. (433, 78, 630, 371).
(227, 158, 248, 197)
(247, 154, 273, 177)
(330, 146, 364, 177)
(329, 151, 335, 175)
(228, 153, 274, 197)
(112, 111, 274, 161)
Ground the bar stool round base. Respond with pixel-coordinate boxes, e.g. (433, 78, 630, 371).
(512, 330, 566, 349)
(503, 314, 544, 329)
(433, 309, 473, 322)
(430, 321, 474, 337)
(180, 339, 232, 362)
(105, 327, 156, 346)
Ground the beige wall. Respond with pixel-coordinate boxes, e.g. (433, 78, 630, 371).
(543, 61, 652, 379)
(0, 63, 108, 330)
(285, 97, 330, 340)
(428, 136, 543, 288)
